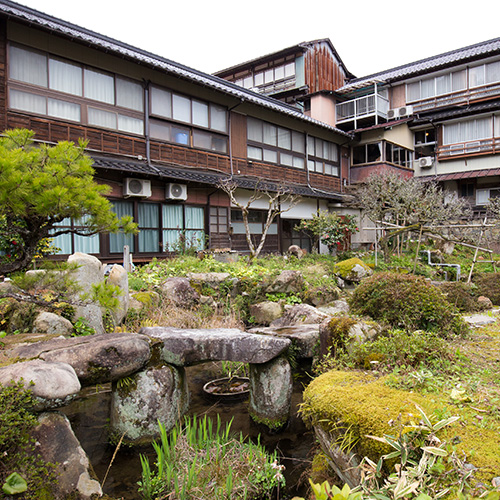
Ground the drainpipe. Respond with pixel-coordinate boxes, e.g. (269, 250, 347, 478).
(143, 81, 160, 174)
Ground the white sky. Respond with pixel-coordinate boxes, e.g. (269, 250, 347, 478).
(11, 0, 500, 79)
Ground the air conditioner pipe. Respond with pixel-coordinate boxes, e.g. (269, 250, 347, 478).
(421, 250, 460, 281)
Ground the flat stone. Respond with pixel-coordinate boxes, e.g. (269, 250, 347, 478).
(32, 412, 102, 499)
(140, 327, 291, 366)
(463, 314, 497, 327)
(187, 272, 231, 288)
(270, 303, 329, 327)
(248, 324, 319, 358)
(9, 332, 151, 385)
(0, 360, 80, 409)
(33, 311, 73, 336)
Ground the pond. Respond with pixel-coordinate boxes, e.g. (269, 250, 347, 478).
(61, 360, 315, 499)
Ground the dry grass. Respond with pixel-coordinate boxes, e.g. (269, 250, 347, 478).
(119, 300, 245, 332)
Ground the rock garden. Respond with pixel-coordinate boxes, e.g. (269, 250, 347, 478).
(2, 245, 500, 500)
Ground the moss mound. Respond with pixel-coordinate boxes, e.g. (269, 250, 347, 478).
(348, 272, 467, 337)
(333, 258, 372, 281)
(300, 370, 500, 483)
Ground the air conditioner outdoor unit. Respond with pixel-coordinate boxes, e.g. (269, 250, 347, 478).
(399, 105, 414, 117)
(387, 108, 400, 120)
(124, 178, 152, 197)
(418, 156, 434, 168)
(166, 183, 188, 201)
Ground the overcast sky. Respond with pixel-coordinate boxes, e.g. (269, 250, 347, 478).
(12, 0, 500, 79)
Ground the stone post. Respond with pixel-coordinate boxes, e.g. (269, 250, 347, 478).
(110, 363, 189, 444)
(249, 356, 292, 431)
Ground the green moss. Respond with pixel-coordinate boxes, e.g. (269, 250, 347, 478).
(86, 362, 111, 384)
(310, 452, 335, 485)
(300, 370, 500, 483)
(333, 258, 371, 281)
(248, 410, 288, 431)
(320, 316, 357, 357)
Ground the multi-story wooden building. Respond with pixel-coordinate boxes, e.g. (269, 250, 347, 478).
(0, 0, 352, 262)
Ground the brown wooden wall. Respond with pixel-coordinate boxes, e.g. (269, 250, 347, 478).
(304, 43, 347, 93)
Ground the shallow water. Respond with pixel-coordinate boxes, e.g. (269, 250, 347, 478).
(61, 361, 314, 499)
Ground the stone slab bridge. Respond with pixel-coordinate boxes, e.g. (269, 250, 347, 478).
(0, 327, 304, 443)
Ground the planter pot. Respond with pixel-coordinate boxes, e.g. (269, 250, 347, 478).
(202, 376, 250, 399)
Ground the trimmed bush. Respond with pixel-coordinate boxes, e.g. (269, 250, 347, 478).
(348, 272, 467, 337)
(474, 272, 500, 305)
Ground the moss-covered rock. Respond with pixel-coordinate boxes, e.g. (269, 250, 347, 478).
(300, 370, 500, 484)
(333, 258, 373, 282)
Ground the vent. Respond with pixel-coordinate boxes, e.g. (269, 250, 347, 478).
(124, 178, 152, 197)
(166, 183, 188, 201)
(387, 108, 399, 120)
(418, 157, 433, 168)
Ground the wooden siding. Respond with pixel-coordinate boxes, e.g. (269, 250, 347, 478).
(230, 112, 247, 159)
(305, 43, 347, 93)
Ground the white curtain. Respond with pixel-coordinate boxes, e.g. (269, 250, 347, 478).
(172, 94, 191, 123)
(151, 87, 172, 118)
(192, 100, 209, 127)
(10, 45, 47, 87)
(247, 118, 262, 142)
(10, 89, 46, 115)
(110, 201, 134, 253)
(118, 115, 143, 135)
(210, 104, 227, 132)
(49, 58, 82, 96)
(263, 123, 277, 145)
(48, 98, 80, 121)
(75, 233, 99, 253)
(84, 68, 114, 104)
(88, 108, 116, 129)
(116, 78, 143, 111)
(138, 204, 159, 252)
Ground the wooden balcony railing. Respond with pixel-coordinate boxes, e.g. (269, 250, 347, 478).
(438, 137, 500, 159)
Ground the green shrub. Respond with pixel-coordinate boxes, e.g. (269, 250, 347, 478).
(437, 281, 484, 312)
(474, 272, 500, 305)
(0, 382, 56, 498)
(348, 272, 468, 337)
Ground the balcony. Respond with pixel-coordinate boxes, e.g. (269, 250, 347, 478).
(336, 93, 390, 130)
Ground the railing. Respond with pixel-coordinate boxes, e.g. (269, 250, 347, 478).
(410, 81, 500, 112)
(336, 93, 389, 126)
(438, 137, 500, 159)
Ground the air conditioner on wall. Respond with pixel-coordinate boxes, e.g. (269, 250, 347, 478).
(387, 108, 400, 120)
(166, 183, 188, 201)
(124, 178, 152, 197)
(418, 156, 434, 168)
(399, 105, 413, 117)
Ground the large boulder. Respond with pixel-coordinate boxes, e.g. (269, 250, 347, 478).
(9, 332, 151, 385)
(270, 303, 329, 327)
(67, 252, 105, 334)
(106, 264, 129, 325)
(318, 298, 350, 316)
(0, 360, 80, 409)
(140, 327, 291, 366)
(32, 412, 102, 499)
(160, 277, 200, 307)
(110, 364, 189, 443)
(305, 284, 342, 307)
(266, 270, 304, 294)
(333, 258, 373, 282)
(33, 311, 73, 336)
(249, 301, 283, 325)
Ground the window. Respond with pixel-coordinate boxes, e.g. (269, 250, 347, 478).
(469, 61, 500, 88)
(51, 217, 100, 255)
(247, 117, 305, 168)
(385, 142, 413, 168)
(231, 209, 278, 235)
(109, 201, 205, 254)
(442, 116, 492, 145)
(210, 207, 228, 234)
(281, 218, 312, 253)
(352, 142, 382, 165)
(307, 136, 340, 176)
(8, 44, 144, 135)
(407, 70, 467, 102)
(150, 85, 228, 153)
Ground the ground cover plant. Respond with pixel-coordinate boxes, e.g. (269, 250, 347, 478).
(138, 415, 285, 500)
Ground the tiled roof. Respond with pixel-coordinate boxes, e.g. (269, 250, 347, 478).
(412, 101, 500, 124)
(420, 168, 500, 182)
(338, 37, 500, 93)
(91, 156, 343, 200)
(0, 0, 350, 138)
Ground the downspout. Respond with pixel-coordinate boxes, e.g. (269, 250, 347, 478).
(143, 80, 160, 174)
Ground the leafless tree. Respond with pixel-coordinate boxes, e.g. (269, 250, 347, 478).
(218, 178, 301, 259)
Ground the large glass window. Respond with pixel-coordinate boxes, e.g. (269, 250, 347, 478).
(307, 136, 340, 176)
(407, 70, 467, 102)
(443, 116, 492, 145)
(150, 85, 228, 153)
(8, 44, 144, 135)
(51, 217, 100, 255)
(247, 117, 306, 169)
